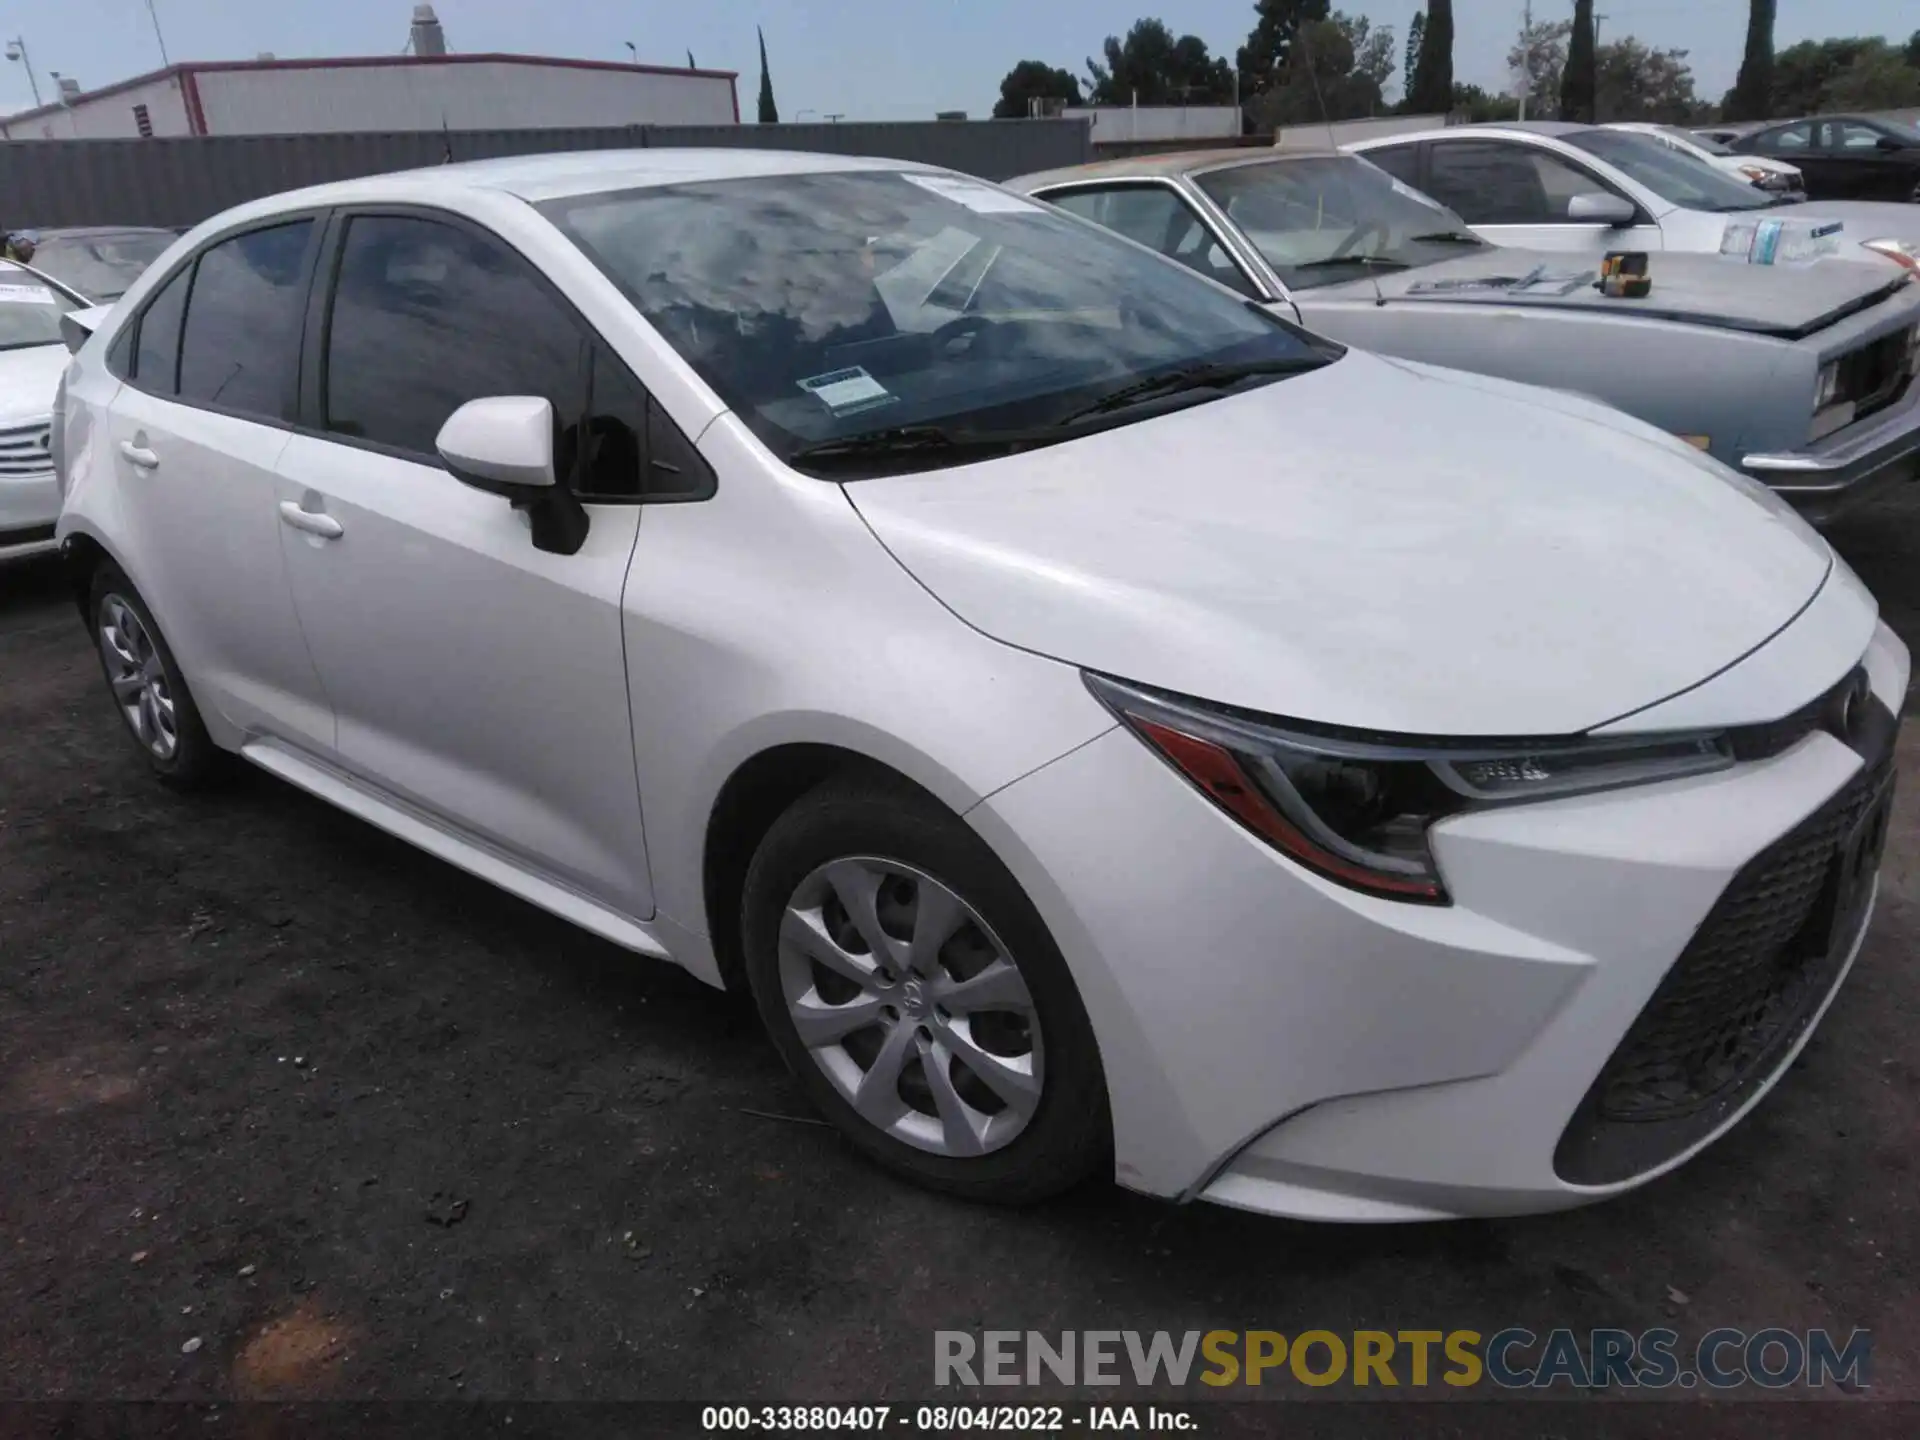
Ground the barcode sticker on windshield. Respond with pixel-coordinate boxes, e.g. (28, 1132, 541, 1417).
(0, 283, 55, 305)
(798, 366, 895, 415)
(902, 173, 1042, 214)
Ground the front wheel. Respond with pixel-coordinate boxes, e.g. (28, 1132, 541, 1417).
(741, 775, 1109, 1203)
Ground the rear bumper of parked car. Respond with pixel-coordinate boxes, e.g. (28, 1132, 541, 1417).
(971, 623, 1908, 1221)
(1743, 377, 1920, 524)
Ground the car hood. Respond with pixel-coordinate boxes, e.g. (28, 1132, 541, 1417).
(0, 343, 69, 425)
(847, 351, 1833, 736)
(1761, 199, 1920, 252)
(1300, 246, 1906, 339)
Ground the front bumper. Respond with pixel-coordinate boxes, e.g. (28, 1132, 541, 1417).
(970, 622, 1909, 1221)
(0, 467, 60, 562)
(1742, 375, 1920, 524)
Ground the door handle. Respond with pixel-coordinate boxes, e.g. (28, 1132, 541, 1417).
(278, 500, 344, 540)
(118, 440, 159, 469)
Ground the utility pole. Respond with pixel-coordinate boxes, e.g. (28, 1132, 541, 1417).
(4, 35, 43, 107)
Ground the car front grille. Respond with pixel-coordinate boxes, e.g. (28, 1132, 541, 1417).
(0, 418, 54, 477)
(1834, 326, 1914, 424)
(1555, 701, 1896, 1187)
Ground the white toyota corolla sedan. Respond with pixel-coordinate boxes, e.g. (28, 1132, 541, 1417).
(52, 150, 1907, 1220)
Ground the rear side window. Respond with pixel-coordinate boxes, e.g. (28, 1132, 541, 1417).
(130, 265, 190, 392)
(177, 221, 313, 418)
(321, 215, 585, 460)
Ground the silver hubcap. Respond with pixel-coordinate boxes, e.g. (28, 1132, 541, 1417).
(98, 595, 177, 761)
(778, 857, 1043, 1157)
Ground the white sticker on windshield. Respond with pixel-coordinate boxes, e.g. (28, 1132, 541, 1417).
(798, 366, 896, 415)
(902, 173, 1042, 214)
(0, 283, 55, 305)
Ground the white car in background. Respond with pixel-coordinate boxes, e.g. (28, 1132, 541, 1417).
(52, 150, 1909, 1221)
(1350, 122, 1920, 272)
(1603, 121, 1805, 197)
(0, 258, 86, 563)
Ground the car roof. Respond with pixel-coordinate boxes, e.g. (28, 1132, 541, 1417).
(212, 147, 940, 219)
(1010, 145, 1344, 192)
(1350, 120, 1598, 148)
(29, 226, 177, 239)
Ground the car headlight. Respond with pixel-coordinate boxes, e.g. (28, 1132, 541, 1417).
(1862, 238, 1920, 275)
(1087, 674, 1734, 905)
(1737, 164, 1771, 183)
(1816, 360, 1842, 409)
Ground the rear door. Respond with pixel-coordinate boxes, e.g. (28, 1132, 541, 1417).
(1418, 138, 1663, 254)
(98, 218, 335, 752)
(1747, 122, 1830, 196)
(271, 208, 660, 916)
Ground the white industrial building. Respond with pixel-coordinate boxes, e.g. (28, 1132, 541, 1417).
(1060, 106, 1242, 146)
(0, 6, 737, 140)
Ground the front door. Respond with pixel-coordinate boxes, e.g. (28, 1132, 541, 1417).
(100, 218, 334, 754)
(1420, 139, 1665, 255)
(271, 210, 653, 916)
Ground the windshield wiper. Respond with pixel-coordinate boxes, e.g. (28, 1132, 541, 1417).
(1290, 255, 1414, 272)
(788, 423, 1045, 472)
(1053, 357, 1327, 426)
(1406, 230, 1484, 245)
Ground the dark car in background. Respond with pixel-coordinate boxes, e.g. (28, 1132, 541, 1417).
(17, 227, 180, 303)
(1731, 115, 1920, 204)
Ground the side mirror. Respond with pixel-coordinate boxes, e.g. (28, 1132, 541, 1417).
(435, 395, 589, 556)
(1567, 192, 1637, 227)
(59, 305, 110, 355)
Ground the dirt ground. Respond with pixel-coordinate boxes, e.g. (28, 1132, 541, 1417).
(3, 485, 1920, 1427)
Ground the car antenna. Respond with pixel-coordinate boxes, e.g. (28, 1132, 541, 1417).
(1296, 22, 1387, 308)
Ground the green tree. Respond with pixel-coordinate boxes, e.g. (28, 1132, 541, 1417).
(1561, 0, 1597, 122)
(1723, 0, 1775, 120)
(1251, 12, 1396, 130)
(756, 26, 778, 124)
(1823, 46, 1920, 110)
(1404, 11, 1426, 94)
(1906, 29, 1920, 69)
(1596, 38, 1705, 123)
(1765, 37, 1884, 118)
(1236, 0, 1333, 102)
(1405, 0, 1452, 114)
(1508, 15, 1572, 118)
(992, 60, 1084, 118)
(1451, 82, 1519, 123)
(1086, 18, 1235, 106)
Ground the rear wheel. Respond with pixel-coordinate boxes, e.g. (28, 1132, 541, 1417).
(741, 775, 1109, 1203)
(89, 564, 224, 788)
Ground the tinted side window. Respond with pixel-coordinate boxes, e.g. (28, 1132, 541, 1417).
(1756, 123, 1812, 153)
(1046, 185, 1255, 297)
(177, 221, 313, 418)
(130, 264, 191, 393)
(1424, 142, 1588, 224)
(323, 215, 585, 461)
(1363, 144, 1422, 187)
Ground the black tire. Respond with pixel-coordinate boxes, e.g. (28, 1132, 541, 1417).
(741, 773, 1110, 1204)
(87, 563, 226, 789)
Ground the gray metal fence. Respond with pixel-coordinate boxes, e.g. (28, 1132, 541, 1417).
(0, 120, 1092, 229)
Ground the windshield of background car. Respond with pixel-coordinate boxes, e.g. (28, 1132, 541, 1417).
(539, 170, 1333, 469)
(30, 231, 176, 302)
(0, 267, 76, 349)
(1192, 156, 1484, 290)
(1565, 129, 1775, 211)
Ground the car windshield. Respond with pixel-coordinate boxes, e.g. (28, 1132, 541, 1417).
(1660, 125, 1729, 157)
(539, 169, 1334, 474)
(28, 230, 176, 302)
(1191, 155, 1484, 291)
(0, 265, 76, 350)
(1880, 118, 1920, 144)
(1565, 129, 1777, 212)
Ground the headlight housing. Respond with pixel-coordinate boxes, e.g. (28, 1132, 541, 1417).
(1087, 674, 1735, 905)
(1861, 237, 1920, 275)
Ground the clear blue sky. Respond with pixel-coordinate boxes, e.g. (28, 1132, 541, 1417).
(2, 1, 1915, 120)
